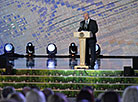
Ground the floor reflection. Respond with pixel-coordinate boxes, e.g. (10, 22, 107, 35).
(26, 57, 35, 68)
(0, 56, 132, 70)
(69, 58, 78, 69)
(47, 58, 57, 69)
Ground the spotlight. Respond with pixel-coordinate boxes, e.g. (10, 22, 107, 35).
(46, 43, 57, 56)
(69, 42, 78, 57)
(4, 43, 14, 54)
(26, 42, 35, 56)
(96, 44, 101, 56)
(124, 66, 134, 76)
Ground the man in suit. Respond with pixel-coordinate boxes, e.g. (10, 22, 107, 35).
(78, 13, 98, 68)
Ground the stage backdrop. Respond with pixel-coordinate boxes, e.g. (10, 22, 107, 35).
(0, 0, 138, 56)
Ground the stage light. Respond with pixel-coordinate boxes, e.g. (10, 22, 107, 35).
(124, 66, 134, 76)
(69, 42, 78, 57)
(96, 44, 101, 56)
(47, 43, 57, 56)
(26, 42, 35, 56)
(4, 43, 14, 54)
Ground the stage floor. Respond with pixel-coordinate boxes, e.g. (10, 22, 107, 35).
(9, 57, 132, 70)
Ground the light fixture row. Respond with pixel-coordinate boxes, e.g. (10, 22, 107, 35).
(3, 42, 100, 57)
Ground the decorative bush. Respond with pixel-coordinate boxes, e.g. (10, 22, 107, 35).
(0, 69, 138, 97)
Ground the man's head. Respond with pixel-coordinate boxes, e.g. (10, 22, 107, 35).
(2, 86, 16, 98)
(83, 13, 89, 20)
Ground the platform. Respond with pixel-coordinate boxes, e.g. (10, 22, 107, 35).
(0, 56, 132, 70)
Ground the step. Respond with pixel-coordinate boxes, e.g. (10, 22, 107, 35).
(0, 75, 138, 84)
(0, 82, 136, 91)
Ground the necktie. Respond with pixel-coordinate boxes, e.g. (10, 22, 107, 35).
(84, 20, 88, 29)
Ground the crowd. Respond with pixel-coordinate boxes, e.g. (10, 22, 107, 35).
(0, 85, 138, 102)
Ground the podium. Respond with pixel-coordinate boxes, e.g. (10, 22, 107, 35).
(74, 31, 92, 69)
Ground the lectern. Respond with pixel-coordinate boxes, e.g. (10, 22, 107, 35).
(74, 31, 92, 69)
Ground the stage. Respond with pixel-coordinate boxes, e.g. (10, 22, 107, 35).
(0, 55, 138, 98)
(0, 55, 133, 70)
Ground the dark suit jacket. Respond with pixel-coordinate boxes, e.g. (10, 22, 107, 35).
(78, 19, 98, 42)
